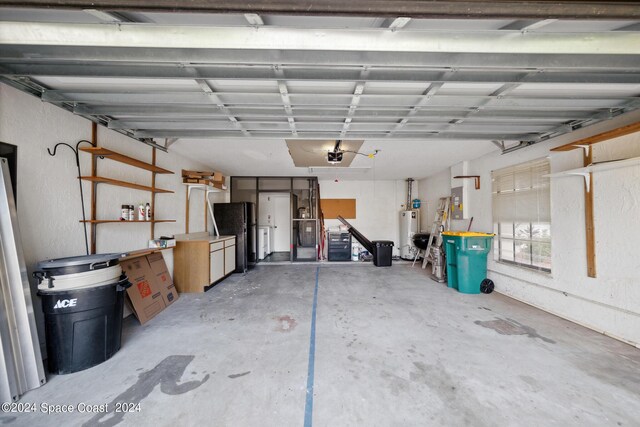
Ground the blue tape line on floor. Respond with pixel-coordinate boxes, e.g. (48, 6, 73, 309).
(304, 266, 320, 427)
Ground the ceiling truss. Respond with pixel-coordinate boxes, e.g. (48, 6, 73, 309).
(0, 16, 639, 152)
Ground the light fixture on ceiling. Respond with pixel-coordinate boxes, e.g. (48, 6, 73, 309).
(327, 140, 380, 164)
(327, 140, 344, 164)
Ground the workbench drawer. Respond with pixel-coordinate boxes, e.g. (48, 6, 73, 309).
(210, 241, 224, 252)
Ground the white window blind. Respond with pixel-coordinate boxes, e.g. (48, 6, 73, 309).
(492, 158, 550, 223)
(492, 158, 551, 271)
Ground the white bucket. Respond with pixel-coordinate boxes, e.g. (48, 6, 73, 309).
(351, 243, 360, 261)
(38, 265, 123, 293)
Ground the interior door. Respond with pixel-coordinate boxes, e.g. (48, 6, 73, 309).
(272, 194, 291, 252)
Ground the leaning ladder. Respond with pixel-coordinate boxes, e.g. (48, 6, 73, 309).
(415, 197, 451, 269)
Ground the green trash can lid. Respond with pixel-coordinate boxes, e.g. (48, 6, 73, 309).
(441, 231, 495, 237)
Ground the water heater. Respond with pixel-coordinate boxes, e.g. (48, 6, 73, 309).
(399, 210, 419, 260)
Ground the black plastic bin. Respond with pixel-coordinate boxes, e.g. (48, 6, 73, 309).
(39, 276, 130, 374)
(373, 240, 394, 267)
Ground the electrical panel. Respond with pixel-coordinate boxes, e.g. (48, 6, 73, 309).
(451, 186, 464, 220)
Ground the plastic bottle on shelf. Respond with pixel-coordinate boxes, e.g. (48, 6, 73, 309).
(138, 203, 145, 221)
(128, 205, 135, 221)
(145, 203, 151, 221)
(121, 205, 129, 221)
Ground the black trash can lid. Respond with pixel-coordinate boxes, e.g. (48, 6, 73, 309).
(37, 253, 122, 269)
(36, 253, 124, 276)
(373, 240, 394, 246)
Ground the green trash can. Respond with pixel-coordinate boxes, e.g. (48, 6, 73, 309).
(442, 231, 494, 294)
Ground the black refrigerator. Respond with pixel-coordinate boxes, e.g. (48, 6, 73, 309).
(213, 202, 256, 273)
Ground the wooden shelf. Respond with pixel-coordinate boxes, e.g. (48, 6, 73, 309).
(182, 182, 226, 191)
(80, 176, 173, 193)
(545, 156, 640, 192)
(80, 147, 174, 174)
(80, 219, 176, 224)
(121, 247, 173, 261)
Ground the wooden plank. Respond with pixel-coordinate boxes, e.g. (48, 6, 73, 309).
(551, 122, 640, 152)
(181, 169, 215, 177)
(320, 198, 356, 219)
(151, 148, 156, 240)
(90, 122, 97, 254)
(79, 176, 173, 193)
(204, 187, 208, 231)
(120, 247, 171, 261)
(79, 146, 174, 174)
(80, 219, 175, 223)
(584, 150, 597, 278)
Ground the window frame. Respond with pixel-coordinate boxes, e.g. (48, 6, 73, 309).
(492, 158, 551, 273)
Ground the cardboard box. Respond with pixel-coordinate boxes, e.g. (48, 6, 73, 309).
(120, 256, 165, 324)
(147, 252, 179, 307)
(182, 169, 214, 178)
(212, 182, 228, 191)
(212, 172, 225, 184)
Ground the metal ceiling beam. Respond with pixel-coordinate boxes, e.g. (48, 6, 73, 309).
(40, 91, 638, 109)
(244, 13, 264, 26)
(75, 104, 604, 121)
(42, 89, 639, 101)
(2, 63, 639, 84)
(391, 82, 443, 135)
(0, 75, 167, 151)
(110, 120, 553, 133)
(499, 19, 557, 31)
(2, 46, 639, 71)
(83, 9, 136, 22)
(614, 22, 640, 31)
(341, 82, 366, 136)
(277, 80, 297, 136)
(2, 1, 640, 19)
(386, 17, 412, 31)
(273, 66, 297, 136)
(1, 22, 638, 55)
(194, 79, 250, 137)
(99, 116, 585, 126)
(132, 129, 539, 140)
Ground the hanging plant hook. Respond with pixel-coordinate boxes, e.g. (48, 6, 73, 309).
(48, 139, 96, 255)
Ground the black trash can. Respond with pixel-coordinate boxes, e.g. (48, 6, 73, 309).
(34, 253, 130, 374)
(372, 240, 394, 267)
(39, 277, 130, 374)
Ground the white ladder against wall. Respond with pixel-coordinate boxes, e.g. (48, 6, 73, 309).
(416, 197, 451, 269)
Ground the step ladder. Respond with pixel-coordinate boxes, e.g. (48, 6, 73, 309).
(412, 197, 451, 269)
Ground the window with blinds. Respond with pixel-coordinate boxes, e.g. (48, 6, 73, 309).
(492, 158, 551, 272)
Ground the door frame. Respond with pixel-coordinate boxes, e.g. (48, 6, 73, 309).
(259, 192, 291, 254)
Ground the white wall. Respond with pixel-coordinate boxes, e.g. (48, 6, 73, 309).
(319, 179, 418, 256)
(418, 168, 452, 232)
(418, 110, 640, 347)
(0, 83, 228, 344)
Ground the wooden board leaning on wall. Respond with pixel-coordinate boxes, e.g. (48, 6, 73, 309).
(320, 198, 356, 219)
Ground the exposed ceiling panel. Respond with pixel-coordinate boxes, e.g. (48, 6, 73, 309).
(0, 8, 639, 179)
(286, 139, 364, 167)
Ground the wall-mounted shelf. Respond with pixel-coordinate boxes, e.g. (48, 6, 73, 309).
(80, 219, 176, 224)
(80, 176, 174, 193)
(183, 182, 225, 198)
(183, 182, 223, 236)
(79, 147, 174, 174)
(545, 156, 640, 192)
(121, 247, 173, 261)
(80, 140, 175, 253)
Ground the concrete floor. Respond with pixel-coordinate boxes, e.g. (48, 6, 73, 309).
(5, 264, 640, 426)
